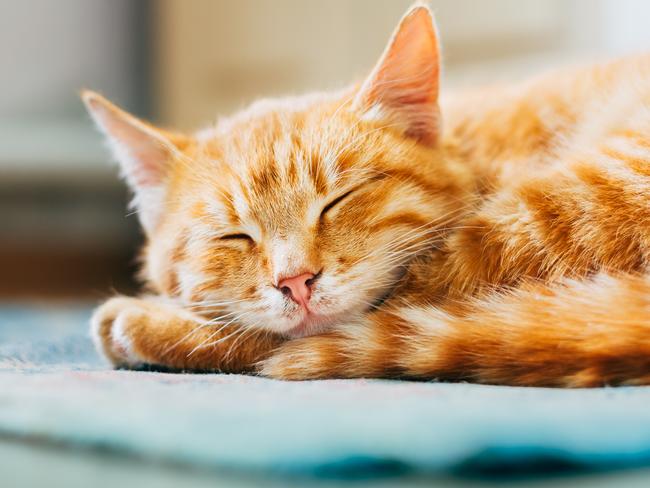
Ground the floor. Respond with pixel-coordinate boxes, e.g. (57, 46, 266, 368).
(5, 439, 650, 488)
(3, 304, 650, 487)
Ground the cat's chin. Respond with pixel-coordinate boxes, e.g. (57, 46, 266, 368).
(283, 313, 341, 339)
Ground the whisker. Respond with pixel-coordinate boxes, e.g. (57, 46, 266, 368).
(223, 324, 265, 362)
(162, 308, 251, 355)
(187, 310, 255, 356)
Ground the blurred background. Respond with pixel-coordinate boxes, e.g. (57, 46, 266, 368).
(2, 0, 650, 303)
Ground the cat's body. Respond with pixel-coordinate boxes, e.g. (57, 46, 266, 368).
(86, 6, 650, 387)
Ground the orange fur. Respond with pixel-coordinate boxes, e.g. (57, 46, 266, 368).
(85, 5, 650, 387)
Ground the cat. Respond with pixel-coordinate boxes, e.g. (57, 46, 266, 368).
(84, 4, 650, 387)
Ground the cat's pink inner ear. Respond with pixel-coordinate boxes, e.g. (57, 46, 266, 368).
(354, 5, 441, 146)
(81, 91, 173, 188)
(82, 90, 186, 234)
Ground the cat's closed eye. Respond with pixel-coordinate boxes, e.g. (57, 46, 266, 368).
(220, 233, 253, 242)
(320, 190, 355, 219)
(321, 178, 385, 219)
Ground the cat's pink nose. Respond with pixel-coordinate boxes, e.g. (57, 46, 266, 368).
(278, 272, 315, 307)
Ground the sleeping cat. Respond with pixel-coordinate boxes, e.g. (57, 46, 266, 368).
(84, 5, 650, 387)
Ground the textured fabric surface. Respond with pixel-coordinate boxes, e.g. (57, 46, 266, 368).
(2, 305, 650, 478)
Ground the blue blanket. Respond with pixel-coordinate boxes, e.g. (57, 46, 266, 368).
(2, 304, 650, 479)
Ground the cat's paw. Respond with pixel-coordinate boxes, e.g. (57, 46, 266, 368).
(90, 296, 154, 368)
(259, 333, 349, 380)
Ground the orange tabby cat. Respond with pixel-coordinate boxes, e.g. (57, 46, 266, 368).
(84, 5, 650, 387)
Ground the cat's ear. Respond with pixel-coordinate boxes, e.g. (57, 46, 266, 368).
(353, 5, 441, 146)
(82, 90, 187, 234)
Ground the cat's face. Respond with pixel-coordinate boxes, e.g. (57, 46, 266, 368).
(148, 96, 466, 337)
(84, 5, 465, 337)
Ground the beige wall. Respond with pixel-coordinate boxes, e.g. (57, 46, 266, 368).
(153, 0, 650, 131)
(153, 0, 580, 129)
(155, 0, 411, 128)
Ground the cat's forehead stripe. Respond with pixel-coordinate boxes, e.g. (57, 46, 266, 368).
(230, 181, 250, 221)
(191, 93, 431, 234)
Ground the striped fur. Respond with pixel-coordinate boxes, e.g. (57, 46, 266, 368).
(86, 6, 650, 386)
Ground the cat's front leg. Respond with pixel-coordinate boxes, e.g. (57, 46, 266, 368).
(260, 331, 351, 380)
(259, 311, 408, 380)
(91, 296, 283, 372)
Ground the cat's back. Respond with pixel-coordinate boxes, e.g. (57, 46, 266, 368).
(443, 53, 650, 174)
(432, 54, 650, 294)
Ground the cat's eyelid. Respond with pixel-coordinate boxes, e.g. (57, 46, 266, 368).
(321, 176, 386, 218)
(320, 189, 355, 217)
(220, 232, 254, 242)
(217, 222, 262, 243)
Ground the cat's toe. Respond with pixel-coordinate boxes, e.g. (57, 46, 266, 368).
(90, 297, 147, 368)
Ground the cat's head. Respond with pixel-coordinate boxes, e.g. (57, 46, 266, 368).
(83, 5, 470, 337)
